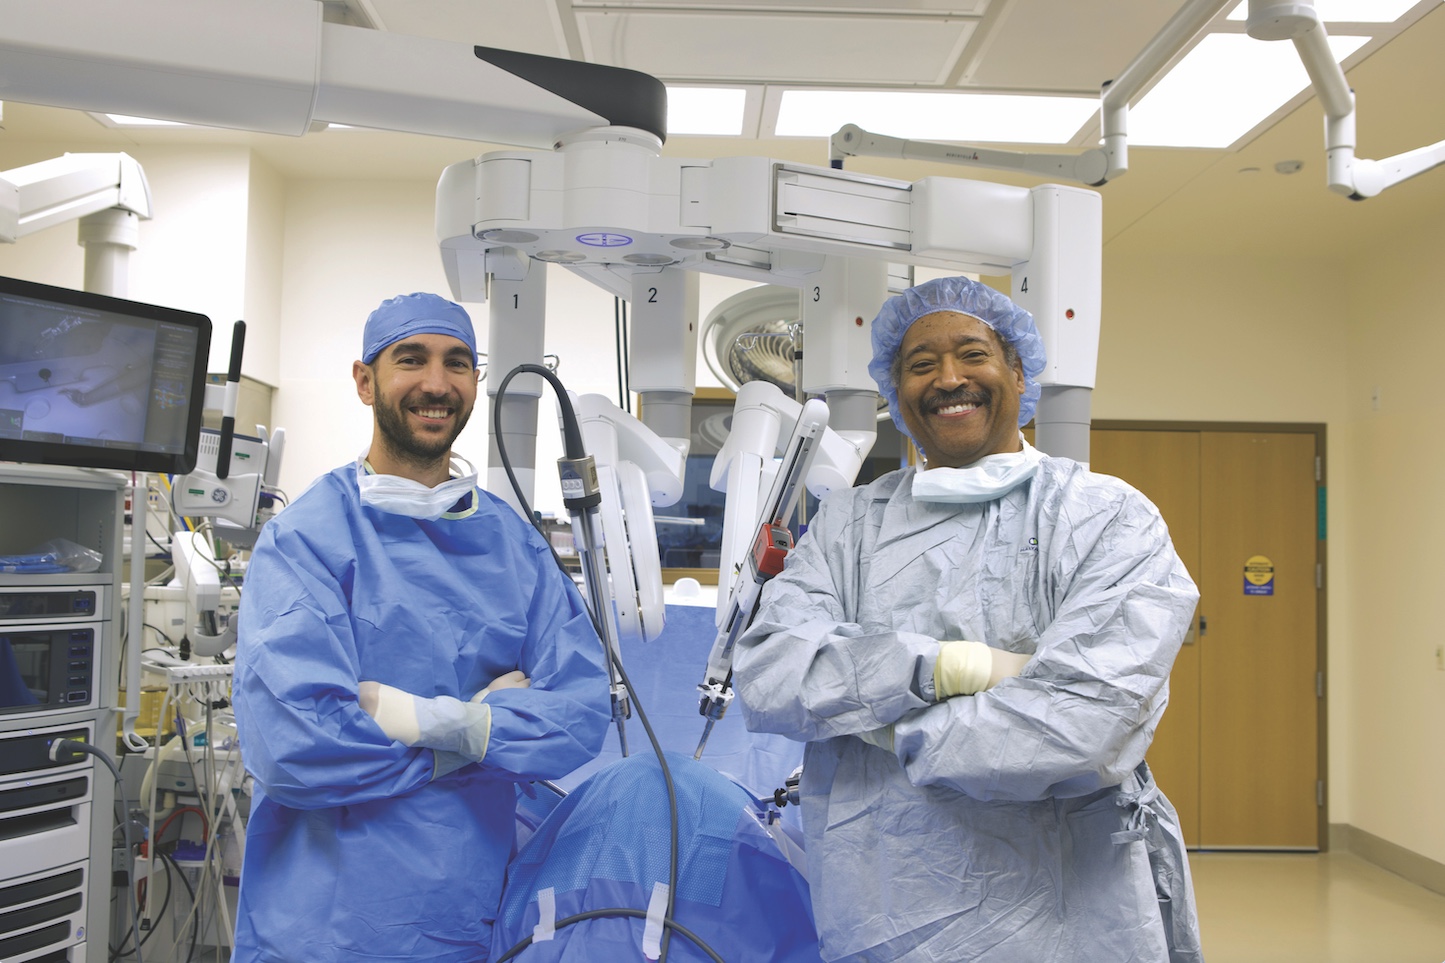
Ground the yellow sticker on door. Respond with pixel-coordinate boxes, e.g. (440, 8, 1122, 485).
(1244, 555, 1275, 596)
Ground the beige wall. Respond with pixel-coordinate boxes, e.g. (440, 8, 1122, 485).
(1339, 227, 1445, 867)
(242, 154, 286, 389)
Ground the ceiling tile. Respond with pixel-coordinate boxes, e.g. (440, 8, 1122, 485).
(367, 0, 569, 58)
(579, 10, 975, 84)
(964, 0, 1191, 92)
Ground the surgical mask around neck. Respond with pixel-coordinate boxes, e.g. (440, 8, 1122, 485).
(356, 449, 478, 520)
(912, 437, 1043, 504)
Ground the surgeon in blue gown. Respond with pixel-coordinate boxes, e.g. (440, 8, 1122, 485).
(732, 277, 1204, 963)
(232, 293, 611, 963)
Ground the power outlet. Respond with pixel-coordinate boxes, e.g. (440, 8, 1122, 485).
(1436, 645, 1445, 672)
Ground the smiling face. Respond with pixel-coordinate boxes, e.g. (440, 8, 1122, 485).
(895, 311, 1025, 469)
(353, 333, 479, 484)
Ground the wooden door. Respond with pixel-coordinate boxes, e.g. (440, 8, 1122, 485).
(1089, 426, 1321, 848)
(1088, 430, 1202, 844)
(1197, 431, 1320, 848)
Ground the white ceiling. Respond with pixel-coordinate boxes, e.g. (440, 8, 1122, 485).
(338, 0, 1173, 98)
(2, 0, 1443, 262)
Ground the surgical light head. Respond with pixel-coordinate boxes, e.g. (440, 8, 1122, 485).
(362, 292, 477, 366)
(867, 276, 1046, 444)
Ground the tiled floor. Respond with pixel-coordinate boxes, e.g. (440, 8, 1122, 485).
(1191, 851, 1445, 963)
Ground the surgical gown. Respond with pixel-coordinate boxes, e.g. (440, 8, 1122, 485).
(232, 464, 611, 963)
(732, 458, 1203, 963)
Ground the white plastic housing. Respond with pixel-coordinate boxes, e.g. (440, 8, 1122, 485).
(1010, 185, 1103, 390)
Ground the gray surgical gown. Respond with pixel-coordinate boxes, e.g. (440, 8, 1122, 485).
(733, 458, 1204, 963)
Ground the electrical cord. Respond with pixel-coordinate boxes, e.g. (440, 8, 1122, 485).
(146, 530, 173, 557)
(50, 738, 145, 963)
(137, 710, 239, 963)
(492, 362, 707, 963)
(159, 851, 200, 963)
(110, 848, 171, 961)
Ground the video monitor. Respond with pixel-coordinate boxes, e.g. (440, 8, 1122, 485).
(0, 275, 212, 474)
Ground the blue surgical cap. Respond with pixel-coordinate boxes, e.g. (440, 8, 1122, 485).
(361, 292, 477, 366)
(867, 276, 1046, 441)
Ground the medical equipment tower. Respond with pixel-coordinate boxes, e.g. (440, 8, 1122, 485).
(0, 463, 126, 963)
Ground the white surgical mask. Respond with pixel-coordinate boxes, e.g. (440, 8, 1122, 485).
(912, 437, 1043, 504)
(356, 449, 479, 520)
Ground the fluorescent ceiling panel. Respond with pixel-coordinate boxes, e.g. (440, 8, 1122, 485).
(1226, 0, 1420, 22)
(774, 90, 1099, 143)
(92, 113, 193, 127)
(1129, 32, 1368, 148)
(667, 86, 746, 135)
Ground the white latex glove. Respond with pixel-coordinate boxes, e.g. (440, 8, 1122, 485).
(360, 681, 493, 762)
(470, 670, 531, 702)
(857, 724, 895, 752)
(358, 681, 422, 745)
(987, 648, 1031, 689)
(935, 641, 1031, 699)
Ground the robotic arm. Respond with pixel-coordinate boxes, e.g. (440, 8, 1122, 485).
(575, 393, 684, 647)
(696, 385, 834, 758)
(709, 381, 866, 612)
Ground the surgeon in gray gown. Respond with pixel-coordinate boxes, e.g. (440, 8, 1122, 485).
(732, 276, 1204, 963)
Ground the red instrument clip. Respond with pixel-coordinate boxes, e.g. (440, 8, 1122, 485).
(751, 523, 793, 579)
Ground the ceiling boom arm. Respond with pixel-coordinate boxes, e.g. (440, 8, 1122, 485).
(1247, 0, 1445, 199)
(0, 152, 152, 243)
(828, 125, 1112, 186)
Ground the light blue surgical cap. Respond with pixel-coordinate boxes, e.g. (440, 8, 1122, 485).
(867, 276, 1046, 440)
(361, 292, 477, 366)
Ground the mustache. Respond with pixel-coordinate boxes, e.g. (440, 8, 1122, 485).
(924, 386, 988, 411)
(404, 391, 462, 408)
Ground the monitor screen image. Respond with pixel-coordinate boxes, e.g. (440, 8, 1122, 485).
(0, 275, 212, 474)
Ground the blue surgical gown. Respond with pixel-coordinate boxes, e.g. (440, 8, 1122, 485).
(733, 458, 1204, 963)
(232, 464, 611, 963)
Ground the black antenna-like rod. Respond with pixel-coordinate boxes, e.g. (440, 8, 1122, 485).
(621, 300, 631, 414)
(215, 320, 245, 480)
